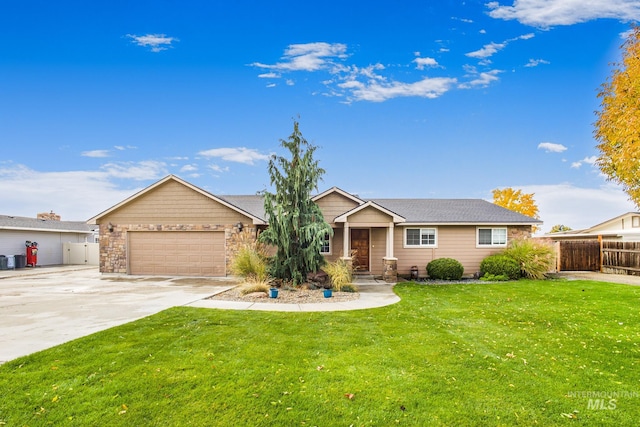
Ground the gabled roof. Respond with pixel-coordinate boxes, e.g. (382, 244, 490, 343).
(334, 201, 406, 223)
(371, 199, 542, 224)
(87, 175, 267, 225)
(312, 186, 365, 204)
(544, 212, 640, 239)
(0, 215, 97, 234)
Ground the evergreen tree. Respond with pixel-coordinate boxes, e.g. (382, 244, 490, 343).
(259, 120, 333, 285)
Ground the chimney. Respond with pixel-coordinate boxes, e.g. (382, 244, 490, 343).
(37, 211, 61, 221)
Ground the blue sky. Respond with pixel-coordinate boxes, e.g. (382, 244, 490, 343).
(1, 0, 639, 231)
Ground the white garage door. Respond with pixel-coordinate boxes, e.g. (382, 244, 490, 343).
(128, 231, 225, 276)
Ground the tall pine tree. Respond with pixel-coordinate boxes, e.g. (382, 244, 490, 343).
(259, 120, 333, 285)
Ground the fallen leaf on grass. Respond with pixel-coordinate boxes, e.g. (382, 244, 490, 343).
(345, 393, 355, 400)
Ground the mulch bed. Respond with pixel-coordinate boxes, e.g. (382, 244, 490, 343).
(208, 286, 360, 304)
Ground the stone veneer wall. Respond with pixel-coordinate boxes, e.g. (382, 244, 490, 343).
(99, 222, 251, 275)
(509, 225, 533, 241)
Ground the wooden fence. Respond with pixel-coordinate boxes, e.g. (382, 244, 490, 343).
(602, 241, 640, 275)
(558, 240, 640, 276)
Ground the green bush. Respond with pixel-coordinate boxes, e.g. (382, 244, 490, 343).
(426, 258, 464, 280)
(480, 255, 521, 280)
(502, 238, 555, 280)
(322, 258, 353, 291)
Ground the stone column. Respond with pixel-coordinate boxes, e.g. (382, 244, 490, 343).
(382, 257, 398, 283)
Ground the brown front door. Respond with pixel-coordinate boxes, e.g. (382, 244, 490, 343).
(350, 229, 370, 271)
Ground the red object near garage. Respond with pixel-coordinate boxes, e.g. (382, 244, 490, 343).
(26, 241, 38, 267)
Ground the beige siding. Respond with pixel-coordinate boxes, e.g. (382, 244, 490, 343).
(316, 193, 360, 223)
(394, 225, 504, 277)
(101, 180, 252, 225)
(323, 227, 345, 262)
(129, 231, 225, 276)
(370, 228, 386, 275)
(348, 207, 392, 225)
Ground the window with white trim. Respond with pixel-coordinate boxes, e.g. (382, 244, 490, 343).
(405, 228, 437, 247)
(320, 232, 331, 254)
(477, 227, 507, 246)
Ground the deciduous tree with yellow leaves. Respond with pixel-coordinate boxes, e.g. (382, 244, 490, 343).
(492, 187, 540, 232)
(595, 26, 640, 207)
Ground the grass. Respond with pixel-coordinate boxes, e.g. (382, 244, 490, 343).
(1, 279, 639, 426)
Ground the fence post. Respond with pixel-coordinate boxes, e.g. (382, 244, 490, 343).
(598, 235, 603, 273)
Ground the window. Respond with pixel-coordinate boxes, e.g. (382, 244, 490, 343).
(633, 216, 640, 228)
(405, 228, 437, 247)
(320, 233, 331, 254)
(477, 228, 507, 246)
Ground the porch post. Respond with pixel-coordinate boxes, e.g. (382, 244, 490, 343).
(343, 222, 350, 257)
(387, 222, 394, 258)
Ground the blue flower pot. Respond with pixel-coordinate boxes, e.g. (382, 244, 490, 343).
(323, 289, 333, 298)
(269, 288, 278, 298)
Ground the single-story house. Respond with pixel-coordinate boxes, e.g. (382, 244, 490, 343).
(544, 212, 640, 242)
(0, 213, 98, 266)
(88, 175, 541, 281)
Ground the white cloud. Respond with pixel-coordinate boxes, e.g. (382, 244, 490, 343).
(466, 41, 507, 59)
(258, 72, 280, 78)
(209, 164, 230, 173)
(81, 150, 110, 158)
(458, 70, 502, 89)
(100, 160, 168, 180)
(0, 164, 147, 221)
(538, 142, 567, 153)
(180, 164, 198, 172)
(466, 33, 534, 59)
(518, 183, 636, 232)
(413, 57, 439, 70)
(266, 83, 276, 88)
(525, 58, 551, 67)
(339, 76, 458, 102)
(487, 0, 640, 28)
(198, 147, 270, 165)
(251, 42, 348, 72)
(571, 156, 598, 168)
(126, 34, 178, 52)
(479, 29, 487, 34)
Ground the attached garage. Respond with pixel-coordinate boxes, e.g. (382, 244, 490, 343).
(129, 231, 225, 276)
(89, 175, 267, 277)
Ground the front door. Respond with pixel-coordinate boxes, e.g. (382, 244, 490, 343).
(350, 229, 370, 271)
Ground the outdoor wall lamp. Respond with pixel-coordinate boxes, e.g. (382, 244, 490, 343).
(236, 222, 243, 232)
(107, 222, 114, 232)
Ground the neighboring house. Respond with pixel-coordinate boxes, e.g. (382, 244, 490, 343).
(0, 214, 98, 266)
(88, 175, 541, 281)
(544, 212, 640, 242)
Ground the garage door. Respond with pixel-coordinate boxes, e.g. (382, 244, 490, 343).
(128, 231, 225, 276)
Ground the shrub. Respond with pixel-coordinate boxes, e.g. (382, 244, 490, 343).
(426, 258, 464, 280)
(502, 238, 555, 280)
(239, 280, 270, 295)
(230, 246, 269, 281)
(229, 229, 271, 282)
(480, 255, 521, 280)
(322, 258, 353, 291)
(340, 283, 358, 293)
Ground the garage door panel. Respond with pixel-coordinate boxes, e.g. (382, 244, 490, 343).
(129, 231, 225, 276)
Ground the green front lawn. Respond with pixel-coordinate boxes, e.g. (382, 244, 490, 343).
(1, 280, 639, 426)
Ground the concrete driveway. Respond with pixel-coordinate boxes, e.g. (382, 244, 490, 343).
(0, 266, 235, 364)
